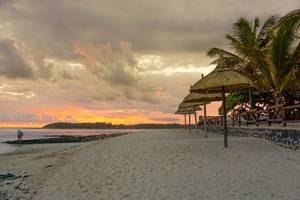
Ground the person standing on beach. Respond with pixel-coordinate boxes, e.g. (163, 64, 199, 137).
(17, 129, 24, 140)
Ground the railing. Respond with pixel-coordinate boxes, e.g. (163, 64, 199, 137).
(198, 104, 300, 127)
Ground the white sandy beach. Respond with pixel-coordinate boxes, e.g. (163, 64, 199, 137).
(1, 129, 300, 200)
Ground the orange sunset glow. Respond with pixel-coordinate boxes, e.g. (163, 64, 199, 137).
(0, 102, 221, 128)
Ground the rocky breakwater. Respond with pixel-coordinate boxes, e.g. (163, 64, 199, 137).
(3, 133, 128, 145)
(203, 127, 300, 150)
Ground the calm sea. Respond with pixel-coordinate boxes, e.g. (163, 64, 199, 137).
(0, 128, 140, 154)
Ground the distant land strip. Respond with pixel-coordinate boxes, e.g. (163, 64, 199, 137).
(43, 122, 184, 129)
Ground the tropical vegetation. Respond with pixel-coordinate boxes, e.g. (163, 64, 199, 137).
(208, 9, 300, 114)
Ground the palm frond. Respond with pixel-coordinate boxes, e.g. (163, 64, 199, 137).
(275, 9, 300, 38)
(233, 18, 256, 48)
(275, 9, 300, 28)
(279, 65, 298, 93)
(292, 41, 300, 67)
(209, 56, 241, 66)
(207, 47, 242, 59)
(257, 15, 279, 48)
(271, 16, 299, 74)
(225, 34, 247, 55)
(253, 17, 260, 36)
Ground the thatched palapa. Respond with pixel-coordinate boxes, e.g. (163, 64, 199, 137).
(190, 57, 255, 94)
(190, 55, 256, 147)
(183, 93, 222, 103)
(183, 92, 223, 138)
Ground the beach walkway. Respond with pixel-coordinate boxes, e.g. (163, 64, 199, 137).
(1, 129, 300, 200)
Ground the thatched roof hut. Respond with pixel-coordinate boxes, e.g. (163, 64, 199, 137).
(178, 102, 203, 110)
(183, 93, 222, 103)
(183, 92, 223, 138)
(190, 56, 255, 93)
(190, 55, 255, 147)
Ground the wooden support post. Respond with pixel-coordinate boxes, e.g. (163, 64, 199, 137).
(222, 87, 228, 147)
(188, 113, 191, 133)
(184, 114, 187, 130)
(204, 102, 207, 138)
(194, 106, 198, 134)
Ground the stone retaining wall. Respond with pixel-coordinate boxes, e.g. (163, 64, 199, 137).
(202, 126, 300, 150)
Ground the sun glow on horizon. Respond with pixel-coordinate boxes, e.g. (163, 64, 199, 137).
(0, 101, 221, 128)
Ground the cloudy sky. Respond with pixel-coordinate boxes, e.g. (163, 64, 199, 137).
(0, 0, 299, 127)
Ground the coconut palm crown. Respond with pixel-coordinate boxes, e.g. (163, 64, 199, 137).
(207, 10, 300, 104)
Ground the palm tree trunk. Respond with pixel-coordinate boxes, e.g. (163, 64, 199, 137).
(249, 88, 255, 109)
(274, 91, 283, 105)
(222, 86, 228, 148)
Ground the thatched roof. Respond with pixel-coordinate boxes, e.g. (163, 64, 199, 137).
(183, 92, 222, 103)
(175, 102, 201, 115)
(190, 55, 255, 93)
(174, 107, 196, 114)
(178, 102, 203, 109)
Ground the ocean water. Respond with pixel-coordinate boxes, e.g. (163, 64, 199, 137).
(0, 128, 139, 154)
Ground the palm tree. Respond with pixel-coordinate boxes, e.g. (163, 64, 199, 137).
(207, 10, 300, 106)
(207, 15, 278, 90)
(277, 9, 300, 99)
(267, 14, 300, 103)
(207, 16, 278, 111)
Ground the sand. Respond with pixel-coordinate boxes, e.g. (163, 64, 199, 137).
(1, 129, 300, 200)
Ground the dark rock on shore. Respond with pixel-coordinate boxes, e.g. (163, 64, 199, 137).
(0, 173, 29, 182)
(0, 173, 21, 181)
(3, 133, 128, 145)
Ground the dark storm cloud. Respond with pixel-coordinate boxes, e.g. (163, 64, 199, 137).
(1, 0, 298, 57)
(0, 0, 298, 82)
(74, 41, 139, 86)
(38, 63, 53, 80)
(0, 0, 13, 8)
(0, 39, 34, 78)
